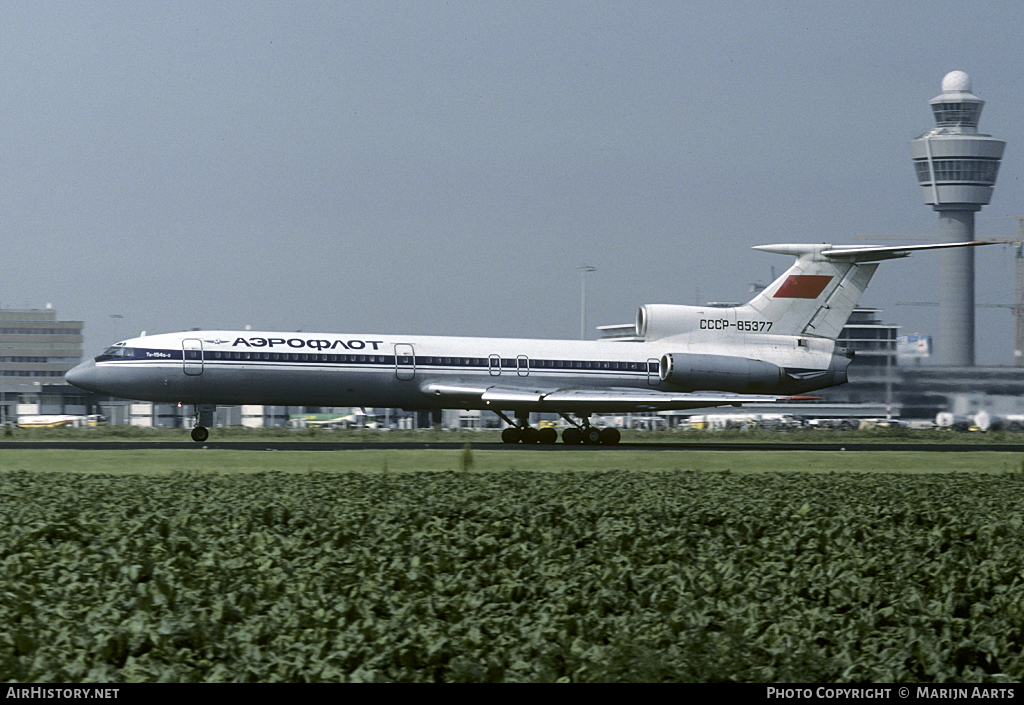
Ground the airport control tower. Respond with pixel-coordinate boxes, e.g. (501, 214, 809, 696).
(909, 71, 1004, 366)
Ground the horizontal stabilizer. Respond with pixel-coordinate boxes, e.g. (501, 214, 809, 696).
(754, 240, 999, 263)
(821, 241, 1000, 262)
(746, 240, 1001, 339)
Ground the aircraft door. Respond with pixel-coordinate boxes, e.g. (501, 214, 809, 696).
(183, 339, 203, 376)
(647, 358, 660, 386)
(517, 355, 529, 377)
(395, 343, 415, 381)
(489, 354, 501, 376)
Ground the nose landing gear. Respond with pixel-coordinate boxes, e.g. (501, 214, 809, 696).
(190, 404, 216, 443)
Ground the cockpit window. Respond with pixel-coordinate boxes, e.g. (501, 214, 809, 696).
(99, 346, 134, 358)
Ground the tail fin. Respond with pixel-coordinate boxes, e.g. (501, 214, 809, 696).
(743, 241, 995, 339)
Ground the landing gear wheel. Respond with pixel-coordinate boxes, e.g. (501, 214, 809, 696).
(582, 427, 602, 445)
(599, 427, 621, 445)
(520, 427, 540, 444)
(190, 426, 209, 443)
(538, 427, 558, 445)
(501, 427, 521, 444)
(562, 427, 583, 445)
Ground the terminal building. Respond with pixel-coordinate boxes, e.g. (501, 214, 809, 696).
(0, 308, 86, 426)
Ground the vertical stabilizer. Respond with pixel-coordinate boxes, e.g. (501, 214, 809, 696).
(743, 245, 877, 339)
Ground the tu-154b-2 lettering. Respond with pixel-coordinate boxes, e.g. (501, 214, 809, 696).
(66, 241, 990, 444)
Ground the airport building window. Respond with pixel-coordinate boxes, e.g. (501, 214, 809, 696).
(931, 102, 981, 127)
(0, 327, 82, 335)
(914, 158, 1000, 185)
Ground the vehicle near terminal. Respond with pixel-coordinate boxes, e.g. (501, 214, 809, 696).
(290, 412, 381, 430)
(65, 241, 991, 445)
(687, 413, 804, 431)
(16, 414, 106, 429)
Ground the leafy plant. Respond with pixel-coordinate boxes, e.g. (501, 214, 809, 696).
(1, 469, 1022, 682)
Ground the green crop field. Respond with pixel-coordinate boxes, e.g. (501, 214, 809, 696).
(2, 449, 1023, 682)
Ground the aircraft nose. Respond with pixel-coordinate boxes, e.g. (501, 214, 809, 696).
(65, 359, 99, 392)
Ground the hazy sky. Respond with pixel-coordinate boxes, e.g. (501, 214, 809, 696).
(3, 1, 1023, 364)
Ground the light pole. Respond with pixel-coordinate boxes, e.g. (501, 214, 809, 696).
(107, 314, 124, 426)
(109, 314, 124, 343)
(577, 265, 596, 340)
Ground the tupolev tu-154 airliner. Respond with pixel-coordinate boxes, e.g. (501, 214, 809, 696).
(66, 241, 990, 444)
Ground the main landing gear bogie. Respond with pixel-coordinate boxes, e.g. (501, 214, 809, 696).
(562, 426, 620, 446)
(495, 410, 620, 446)
(558, 411, 620, 446)
(501, 426, 558, 445)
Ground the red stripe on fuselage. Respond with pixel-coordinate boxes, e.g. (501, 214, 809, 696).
(773, 275, 832, 299)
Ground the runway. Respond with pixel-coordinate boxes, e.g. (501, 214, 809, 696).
(1, 441, 1021, 452)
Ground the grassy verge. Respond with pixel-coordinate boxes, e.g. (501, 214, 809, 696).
(2, 448, 1023, 475)
(4, 424, 1024, 445)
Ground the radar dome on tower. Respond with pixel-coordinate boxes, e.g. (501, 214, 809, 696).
(941, 70, 972, 93)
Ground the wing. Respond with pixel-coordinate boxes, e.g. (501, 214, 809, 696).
(420, 381, 788, 413)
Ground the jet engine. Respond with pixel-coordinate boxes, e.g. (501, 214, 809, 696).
(636, 304, 701, 341)
(659, 352, 784, 393)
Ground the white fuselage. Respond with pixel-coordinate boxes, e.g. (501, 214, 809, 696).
(66, 326, 845, 414)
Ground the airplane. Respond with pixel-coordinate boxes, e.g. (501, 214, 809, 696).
(65, 241, 992, 445)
